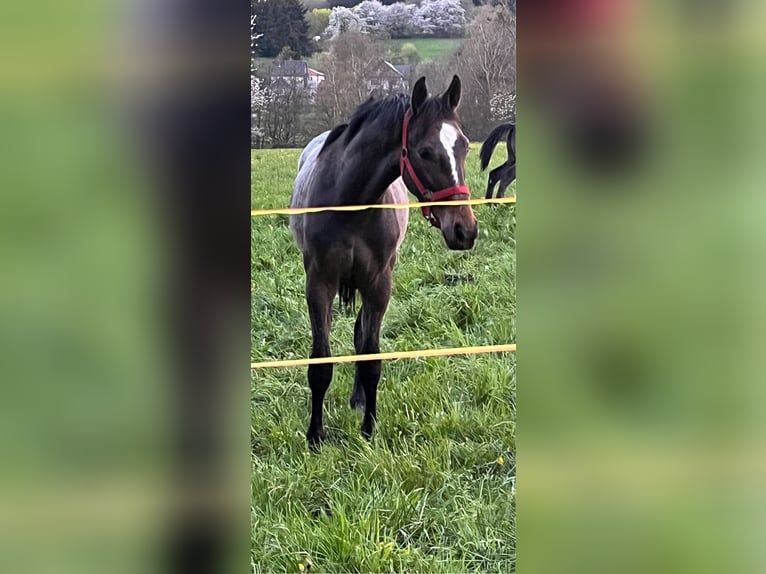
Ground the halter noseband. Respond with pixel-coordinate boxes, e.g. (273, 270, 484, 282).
(400, 110, 470, 228)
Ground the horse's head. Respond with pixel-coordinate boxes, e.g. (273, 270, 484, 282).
(402, 75, 478, 251)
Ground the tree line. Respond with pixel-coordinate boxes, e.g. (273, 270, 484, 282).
(251, 4, 515, 148)
(251, 0, 469, 59)
(324, 0, 466, 40)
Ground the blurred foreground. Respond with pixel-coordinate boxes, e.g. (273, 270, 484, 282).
(0, 0, 765, 572)
(520, 1, 766, 572)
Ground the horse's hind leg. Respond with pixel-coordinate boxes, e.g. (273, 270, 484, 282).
(497, 164, 516, 198)
(305, 270, 336, 447)
(349, 309, 365, 411)
(485, 166, 501, 200)
(497, 175, 508, 198)
(356, 272, 392, 439)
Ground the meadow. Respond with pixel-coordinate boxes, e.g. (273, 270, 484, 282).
(251, 143, 516, 572)
(252, 37, 462, 72)
(384, 37, 463, 62)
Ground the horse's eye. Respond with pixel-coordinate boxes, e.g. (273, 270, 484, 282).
(420, 148, 438, 162)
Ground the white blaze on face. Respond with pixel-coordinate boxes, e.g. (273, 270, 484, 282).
(439, 122, 461, 185)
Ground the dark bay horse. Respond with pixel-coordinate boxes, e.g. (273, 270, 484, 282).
(290, 76, 478, 446)
(480, 123, 516, 199)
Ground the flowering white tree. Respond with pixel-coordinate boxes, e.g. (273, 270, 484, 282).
(355, 1, 385, 35)
(380, 3, 416, 38)
(251, 75, 271, 147)
(325, 7, 366, 38)
(414, 0, 466, 38)
(490, 91, 516, 121)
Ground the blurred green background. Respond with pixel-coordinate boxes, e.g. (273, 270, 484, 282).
(2, 0, 766, 573)
(519, 2, 766, 573)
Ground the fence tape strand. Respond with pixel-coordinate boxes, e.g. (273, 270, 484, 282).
(251, 196, 516, 217)
(251, 343, 516, 369)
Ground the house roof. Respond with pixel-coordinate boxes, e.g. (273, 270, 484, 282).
(307, 67, 325, 78)
(365, 60, 409, 79)
(271, 60, 309, 77)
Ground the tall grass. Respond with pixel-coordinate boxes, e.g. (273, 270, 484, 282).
(252, 143, 515, 572)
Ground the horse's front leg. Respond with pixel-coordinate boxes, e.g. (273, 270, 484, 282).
(357, 273, 392, 440)
(305, 270, 336, 448)
(350, 308, 366, 411)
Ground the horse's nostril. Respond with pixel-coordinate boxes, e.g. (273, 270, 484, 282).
(454, 223, 465, 243)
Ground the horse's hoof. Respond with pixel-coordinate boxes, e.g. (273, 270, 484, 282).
(306, 428, 326, 450)
(360, 421, 374, 441)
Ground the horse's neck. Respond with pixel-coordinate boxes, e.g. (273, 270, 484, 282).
(336, 127, 402, 206)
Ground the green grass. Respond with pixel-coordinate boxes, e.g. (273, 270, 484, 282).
(252, 37, 462, 73)
(252, 143, 515, 572)
(385, 38, 463, 62)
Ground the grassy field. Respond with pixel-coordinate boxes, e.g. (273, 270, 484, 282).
(251, 143, 516, 572)
(252, 37, 462, 72)
(385, 38, 463, 62)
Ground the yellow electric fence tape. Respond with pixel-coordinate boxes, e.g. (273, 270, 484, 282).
(251, 343, 516, 370)
(250, 196, 516, 370)
(251, 196, 516, 217)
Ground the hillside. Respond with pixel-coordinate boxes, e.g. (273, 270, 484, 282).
(252, 37, 461, 74)
(384, 37, 462, 62)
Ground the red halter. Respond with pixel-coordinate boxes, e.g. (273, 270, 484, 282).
(400, 110, 470, 228)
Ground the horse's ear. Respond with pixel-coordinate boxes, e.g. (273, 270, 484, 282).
(442, 75, 461, 110)
(410, 77, 428, 116)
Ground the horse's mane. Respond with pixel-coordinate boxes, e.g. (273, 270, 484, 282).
(318, 91, 459, 156)
(319, 123, 348, 155)
(343, 94, 410, 144)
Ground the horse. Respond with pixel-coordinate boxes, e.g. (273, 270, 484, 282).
(290, 75, 478, 447)
(480, 123, 516, 199)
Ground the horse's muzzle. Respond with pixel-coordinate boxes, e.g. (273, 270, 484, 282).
(442, 219, 478, 250)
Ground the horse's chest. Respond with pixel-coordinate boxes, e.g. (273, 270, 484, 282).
(355, 222, 400, 263)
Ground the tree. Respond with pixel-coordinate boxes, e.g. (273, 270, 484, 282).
(314, 32, 387, 128)
(306, 8, 332, 39)
(258, 55, 314, 147)
(415, 0, 467, 38)
(251, 75, 271, 148)
(355, 1, 386, 35)
(490, 91, 516, 121)
(252, 0, 315, 58)
(453, 6, 515, 137)
(380, 2, 416, 38)
(472, 0, 515, 10)
(398, 42, 421, 64)
(325, 7, 366, 38)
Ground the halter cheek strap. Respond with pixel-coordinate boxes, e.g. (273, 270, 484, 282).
(400, 110, 470, 228)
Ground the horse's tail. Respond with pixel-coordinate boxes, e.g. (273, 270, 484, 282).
(338, 281, 357, 313)
(480, 123, 514, 171)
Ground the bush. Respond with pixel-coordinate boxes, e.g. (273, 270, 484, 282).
(397, 43, 421, 64)
(306, 8, 332, 38)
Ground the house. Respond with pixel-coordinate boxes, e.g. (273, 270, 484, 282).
(270, 59, 325, 100)
(306, 67, 325, 94)
(364, 61, 412, 96)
